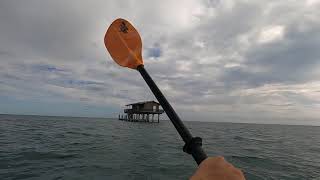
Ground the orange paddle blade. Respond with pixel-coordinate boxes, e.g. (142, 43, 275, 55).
(104, 18, 144, 69)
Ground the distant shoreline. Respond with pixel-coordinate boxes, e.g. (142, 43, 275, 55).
(0, 113, 114, 120)
(1, 113, 319, 127)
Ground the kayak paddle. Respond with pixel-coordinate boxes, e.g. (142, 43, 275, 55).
(104, 18, 207, 165)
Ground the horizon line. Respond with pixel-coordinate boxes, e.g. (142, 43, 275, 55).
(0, 113, 319, 127)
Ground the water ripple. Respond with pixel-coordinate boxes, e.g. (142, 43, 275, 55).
(0, 115, 319, 180)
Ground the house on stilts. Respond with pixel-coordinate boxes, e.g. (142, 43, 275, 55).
(119, 101, 164, 123)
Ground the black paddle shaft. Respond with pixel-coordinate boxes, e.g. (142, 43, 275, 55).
(137, 65, 207, 165)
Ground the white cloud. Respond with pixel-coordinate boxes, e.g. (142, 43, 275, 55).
(306, 0, 320, 6)
(258, 25, 285, 44)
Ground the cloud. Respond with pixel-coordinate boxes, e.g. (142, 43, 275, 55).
(258, 25, 285, 44)
(0, 0, 319, 124)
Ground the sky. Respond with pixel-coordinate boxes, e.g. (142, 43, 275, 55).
(0, 0, 320, 125)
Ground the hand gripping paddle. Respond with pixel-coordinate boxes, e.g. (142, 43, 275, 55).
(104, 18, 207, 165)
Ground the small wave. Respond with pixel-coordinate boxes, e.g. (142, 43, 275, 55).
(228, 155, 301, 173)
(233, 135, 281, 143)
(228, 155, 277, 166)
(230, 155, 262, 161)
(16, 151, 78, 161)
(309, 147, 320, 153)
(66, 131, 92, 136)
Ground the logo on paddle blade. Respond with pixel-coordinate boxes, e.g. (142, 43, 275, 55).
(119, 21, 129, 33)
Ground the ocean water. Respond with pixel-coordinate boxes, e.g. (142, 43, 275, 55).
(0, 114, 319, 180)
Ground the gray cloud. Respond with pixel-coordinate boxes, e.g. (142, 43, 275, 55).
(0, 0, 319, 124)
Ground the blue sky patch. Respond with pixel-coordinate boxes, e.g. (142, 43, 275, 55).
(66, 80, 104, 86)
(33, 64, 65, 73)
(147, 45, 162, 58)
